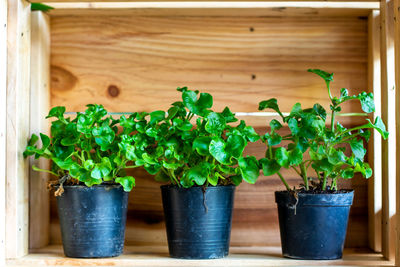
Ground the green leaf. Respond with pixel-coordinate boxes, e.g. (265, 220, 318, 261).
(185, 162, 210, 186)
(150, 110, 165, 124)
(238, 156, 259, 184)
(28, 134, 39, 146)
(289, 103, 302, 117)
(258, 98, 284, 119)
(340, 88, 349, 98)
(31, 3, 54, 12)
(264, 132, 282, 146)
(221, 107, 238, 123)
(209, 138, 231, 165)
(205, 112, 226, 134)
(269, 119, 282, 131)
(115, 176, 135, 192)
(193, 136, 212, 156)
(366, 117, 389, 140)
(46, 106, 65, 120)
(350, 139, 366, 159)
(231, 175, 242, 186)
(308, 69, 334, 82)
(155, 170, 171, 182)
(83, 160, 95, 170)
(91, 157, 112, 179)
(313, 104, 327, 121)
(144, 163, 161, 175)
(182, 90, 213, 116)
(260, 158, 280, 176)
(275, 147, 289, 168)
(40, 133, 51, 150)
(207, 174, 219, 186)
(288, 118, 299, 135)
(242, 126, 260, 142)
(342, 168, 354, 179)
(92, 124, 115, 151)
(288, 148, 303, 166)
(359, 92, 375, 113)
(328, 148, 346, 165)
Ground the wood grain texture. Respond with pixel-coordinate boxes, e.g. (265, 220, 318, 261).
(367, 9, 382, 253)
(380, 0, 396, 261)
(45, 2, 379, 17)
(8, 246, 393, 267)
(0, 0, 7, 264)
(394, 0, 400, 265)
(34, 0, 381, 2)
(50, 15, 368, 127)
(29, 11, 51, 250)
(48, 127, 370, 247)
(6, 0, 31, 259)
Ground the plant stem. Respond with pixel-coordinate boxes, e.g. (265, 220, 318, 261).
(300, 162, 309, 191)
(32, 165, 58, 176)
(316, 170, 322, 182)
(125, 165, 139, 169)
(168, 169, 181, 187)
(322, 171, 327, 191)
(331, 109, 336, 131)
(277, 171, 291, 191)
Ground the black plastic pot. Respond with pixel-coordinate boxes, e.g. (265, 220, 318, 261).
(161, 185, 235, 259)
(56, 184, 129, 258)
(275, 190, 354, 260)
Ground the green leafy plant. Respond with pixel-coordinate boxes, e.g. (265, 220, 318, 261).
(258, 69, 388, 192)
(24, 104, 136, 195)
(119, 87, 260, 188)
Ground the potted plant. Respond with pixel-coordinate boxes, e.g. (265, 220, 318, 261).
(120, 87, 260, 259)
(258, 69, 388, 260)
(24, 104, 136, 258)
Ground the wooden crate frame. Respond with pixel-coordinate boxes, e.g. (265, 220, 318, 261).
(2, 1, 399, 266)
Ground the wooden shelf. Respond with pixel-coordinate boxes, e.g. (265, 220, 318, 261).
(6, 245, 394, 266)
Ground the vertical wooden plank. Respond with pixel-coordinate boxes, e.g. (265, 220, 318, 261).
(6, 0, 31, 259)
(380, 0, 396, 261)
(368, 9, 382, 253)
(29, 11, 50, 250)
(394, 0, 400, 265)
(0, 0, 7, 265)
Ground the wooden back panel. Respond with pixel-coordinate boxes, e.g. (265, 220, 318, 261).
(49, 14, 369, 247)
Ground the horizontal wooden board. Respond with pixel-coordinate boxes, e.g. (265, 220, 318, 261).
(14, 246, 392, 266)
(50, 15, 368, 127)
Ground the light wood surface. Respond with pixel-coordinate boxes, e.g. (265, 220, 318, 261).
(34, 0, 382, 2)
(390, 0, 400, 263)
(8, 245, 393, 266)
(50, 15, 368, 126)
(29, 11, 51, 250)
(380, 0, 396, 261)
(0, 0, 7, 265)
(44, 2, 379, 17)
(5, 0, 31, 259)
(367, 9, 382, 253)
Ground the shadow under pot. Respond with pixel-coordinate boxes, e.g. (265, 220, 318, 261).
(275, 190, 354, 260)
(56, 184, 129, 258)
(161, 185, 236, 259)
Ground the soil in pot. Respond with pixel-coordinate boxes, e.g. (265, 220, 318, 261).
(275, 190, 354, 260)
(161, 185, 235, 259)
(56, 184, 129, 258)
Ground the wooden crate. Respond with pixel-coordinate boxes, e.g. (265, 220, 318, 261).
(2, 0, 400, 266)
